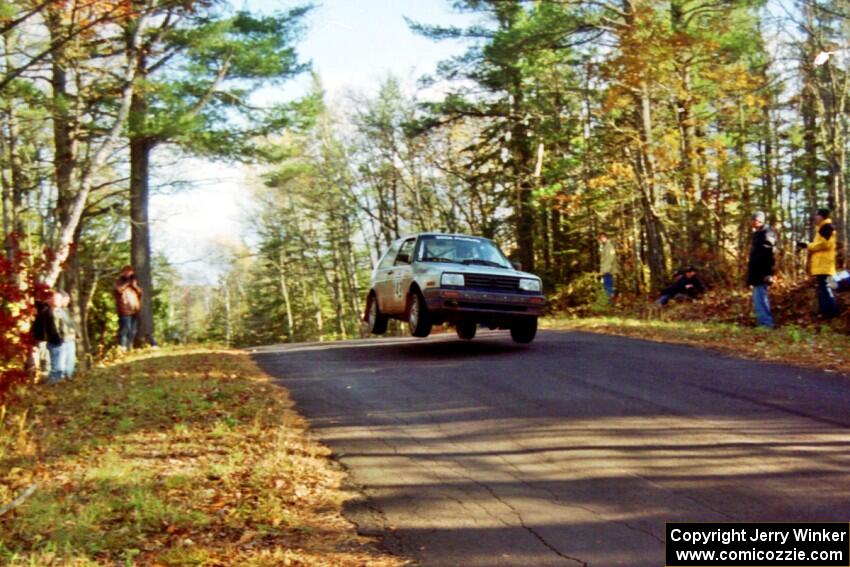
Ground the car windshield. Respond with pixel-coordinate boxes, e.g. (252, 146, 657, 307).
(417, 235, 513, 269)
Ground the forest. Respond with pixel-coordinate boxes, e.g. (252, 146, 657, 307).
(2, 0, 850, 384)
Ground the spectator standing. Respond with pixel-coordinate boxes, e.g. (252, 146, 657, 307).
(31, 295, 50, 377)
(58, 291, 78, 379)
(598, 233, 619, 304)
(114, 265, 143, 350)
(32, 291, 69, 384)
(797, 208, 840, 319)
(746, 211, 776, 329)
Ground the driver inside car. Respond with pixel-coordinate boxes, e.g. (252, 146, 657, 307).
(455, 241, 476, 261)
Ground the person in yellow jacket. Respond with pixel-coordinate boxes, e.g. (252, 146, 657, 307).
(796, 208, 840, 319)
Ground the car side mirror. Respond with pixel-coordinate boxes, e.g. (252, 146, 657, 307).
(396, 253, 410, 265)
(512, 261, 522, 271)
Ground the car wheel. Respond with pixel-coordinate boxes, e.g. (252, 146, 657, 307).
(366, 295, 388, 335)
(456, 321, 477, 340)
(407, 291, 431, 338)
(510, 317, 537, 344)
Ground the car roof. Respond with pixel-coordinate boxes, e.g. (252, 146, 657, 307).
(396, 232, 492, 242)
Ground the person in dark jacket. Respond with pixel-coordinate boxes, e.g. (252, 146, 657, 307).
(657, 269, 685, 306)
(657, 266, 706, 305)
(31, 297, 50, 375)
(747, 211, 776, 328)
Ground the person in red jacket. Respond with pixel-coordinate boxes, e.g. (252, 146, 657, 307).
(114, 265, 143, 350)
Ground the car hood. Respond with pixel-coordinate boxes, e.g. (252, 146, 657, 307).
(419, 262, 539, 280)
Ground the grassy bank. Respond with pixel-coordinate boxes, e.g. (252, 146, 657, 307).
(0, 347, 403, 566)
(544, 316, 850, 374)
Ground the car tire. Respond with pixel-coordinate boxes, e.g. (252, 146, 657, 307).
(366, 294, 388, 335)
(407, 291, 431, 338)
(456, 321, 477, 340)
(510, 317, 537, 344)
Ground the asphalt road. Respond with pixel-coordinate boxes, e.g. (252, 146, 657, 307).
(252, 330, 850, 567)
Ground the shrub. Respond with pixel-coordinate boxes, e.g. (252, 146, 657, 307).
(0, 234, 47, 399)
(548, 272, 609, 315)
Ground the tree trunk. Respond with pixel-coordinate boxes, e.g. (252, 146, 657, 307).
(43, 14, 145, 287)
(80, 269, 97, 360)
(634, 81, 667, 291)
(673, 68, 701, 264)
(551, 88, 568, 283)
(129, 43, 156, 347)
(65, 224, 86, 367)
(0, 35, 10, 250)
(312, 287, 324, 339)
(2, 30, 26, 243)
(277, 254, 294, 341)
(48, 8, 75, 239)
(761, 122, 774, 214)
(223, 282, 232, 346)
(511, 82, 535, 273)
(332, 243, 346, 339)
(801, 12, 819, 216)
(129, 133, 156, 346)
(551, 205, 565, 282)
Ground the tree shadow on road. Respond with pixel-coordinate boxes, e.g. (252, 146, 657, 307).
(252, 331, 850, 566)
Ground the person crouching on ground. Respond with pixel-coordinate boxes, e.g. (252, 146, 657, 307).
(114, 264, 142, 350)
(657, 266, 706, 306)
(797, 208, 840, 319)
(747, 211, 776, 329)
(657, 269, 684, 306)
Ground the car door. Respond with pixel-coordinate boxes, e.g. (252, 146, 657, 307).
(373, 240, 401, 313)
(389, 237, 417, 314)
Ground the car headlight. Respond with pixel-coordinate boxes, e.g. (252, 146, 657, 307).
(519, 278, 541, 292)
(441, 273, 465, 287)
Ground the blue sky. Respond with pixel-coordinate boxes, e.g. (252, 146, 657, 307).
(277, 0, 476, 97)
(151, 0, 476, 282)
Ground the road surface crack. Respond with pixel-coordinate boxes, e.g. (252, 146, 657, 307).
(375, 407, 588, 565)
(628, 471, 734, 521)
(524, 524, 588, 566)
(429, 412, 665, 550)
(492, 444, 667, 546)
(445, 461, 586, 565)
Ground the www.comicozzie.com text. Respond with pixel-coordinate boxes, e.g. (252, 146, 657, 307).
(669, 527, 847, 546)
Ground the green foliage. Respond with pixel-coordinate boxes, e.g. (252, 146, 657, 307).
(550, 272, 610, 315)
(4, 0, 850, 353)
(137, 4, 311, 158)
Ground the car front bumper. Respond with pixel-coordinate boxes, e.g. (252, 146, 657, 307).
(422, 287, 545, 322)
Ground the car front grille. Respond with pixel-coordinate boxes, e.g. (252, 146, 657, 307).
(463, 274, 521, 292)
(457, 301, 529, 312)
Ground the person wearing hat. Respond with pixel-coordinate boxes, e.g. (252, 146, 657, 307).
(114, 264, 143, 350)
(657, 266, 706, 305)
(796, 208, 840, 319)
(747, 211, 776, 328)
(597, 232, 619, 304)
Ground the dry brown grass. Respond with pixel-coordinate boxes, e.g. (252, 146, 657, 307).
(545, 316, 850, 375)
(0, 347, 406, 566)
